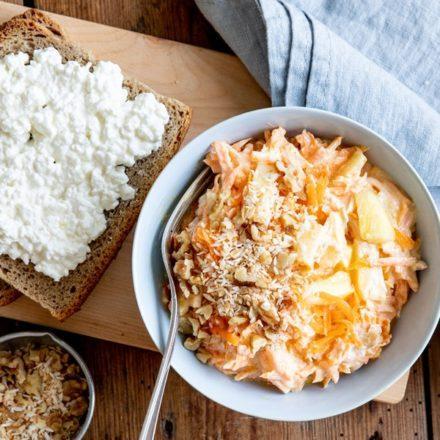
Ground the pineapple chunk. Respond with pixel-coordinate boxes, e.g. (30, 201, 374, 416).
(308, 271, 354, 298)
(355, 188, 395, 244)
(353, 267, 387, 301)
(335, 148, 367, 178)
(319, 212, 351, 268)
(351, 239, 379, 267)
(296, 219, 323, 268)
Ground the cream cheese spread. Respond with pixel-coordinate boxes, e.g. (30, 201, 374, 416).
(0, 47, 169, 281)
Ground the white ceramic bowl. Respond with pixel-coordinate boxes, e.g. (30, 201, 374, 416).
(132, 107, 440, 421)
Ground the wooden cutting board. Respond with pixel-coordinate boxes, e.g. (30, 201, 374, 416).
(0, 1, 408, 404)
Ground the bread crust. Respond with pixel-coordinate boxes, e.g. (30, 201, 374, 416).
(0, 280, 21, 306)
(0, 10, 192, 319)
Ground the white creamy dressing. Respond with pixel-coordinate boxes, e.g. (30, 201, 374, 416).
(0, 47, 169, 280)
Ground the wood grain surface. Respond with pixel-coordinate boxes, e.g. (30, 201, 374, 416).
(0, 319, 434, 440)
(1, 1, 439, 439)
(34, 0, 230, 52)
(428, 331, 440, 439)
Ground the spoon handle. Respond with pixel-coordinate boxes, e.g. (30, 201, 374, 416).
(139, 284, 179, 440)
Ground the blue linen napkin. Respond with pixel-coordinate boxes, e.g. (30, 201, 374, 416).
(195, 0, 440, 191)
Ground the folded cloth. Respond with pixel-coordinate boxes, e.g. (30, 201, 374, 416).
(195, 0, 440, 188)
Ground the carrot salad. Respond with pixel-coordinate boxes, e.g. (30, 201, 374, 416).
(169, 128, 426, 393)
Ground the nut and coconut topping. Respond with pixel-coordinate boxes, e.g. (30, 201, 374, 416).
(0, 344, 89, 439)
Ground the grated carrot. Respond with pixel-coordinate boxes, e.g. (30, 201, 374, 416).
(306, 175, 318, 208)
(394, 228, 415, 250)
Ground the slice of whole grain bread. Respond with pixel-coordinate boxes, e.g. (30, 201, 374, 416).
(0, 10, 69, 307)
(0, 9, 67, 38)
(0, 11, 192, 320)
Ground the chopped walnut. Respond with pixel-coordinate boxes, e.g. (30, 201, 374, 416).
(184, 337, 201, 351)
(0, 343, 89, 439)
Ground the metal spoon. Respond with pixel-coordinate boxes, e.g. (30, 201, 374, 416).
(139, 167, 213, 440)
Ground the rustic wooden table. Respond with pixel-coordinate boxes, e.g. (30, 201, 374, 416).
(1, 1, 439, 439)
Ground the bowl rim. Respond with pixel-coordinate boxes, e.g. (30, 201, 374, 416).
(132, 105, 440, 421)
(0, 331, 95, 439)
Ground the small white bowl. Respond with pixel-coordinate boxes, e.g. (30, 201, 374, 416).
(0, 331, 95, 438)
(132, 107, 440, 421)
